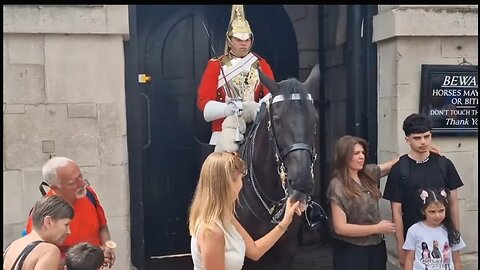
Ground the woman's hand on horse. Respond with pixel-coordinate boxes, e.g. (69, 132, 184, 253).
(286, 199, 302, 217)
(282, 199, 302, 225)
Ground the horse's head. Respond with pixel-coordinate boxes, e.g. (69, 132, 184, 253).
(259, 65, 320, 210)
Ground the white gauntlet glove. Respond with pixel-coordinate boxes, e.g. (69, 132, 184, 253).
(228, 100, 243, 117)
(203, 100, 243, 122)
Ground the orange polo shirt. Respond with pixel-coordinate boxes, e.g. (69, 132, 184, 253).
(26, 186, 108, 256)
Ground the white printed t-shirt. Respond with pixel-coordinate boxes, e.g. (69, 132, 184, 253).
(403, 221, 465, 270)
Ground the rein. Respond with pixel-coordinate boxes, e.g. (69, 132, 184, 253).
(240, 107, 278, 222)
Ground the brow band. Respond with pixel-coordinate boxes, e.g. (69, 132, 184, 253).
(272, 94, 313, 104)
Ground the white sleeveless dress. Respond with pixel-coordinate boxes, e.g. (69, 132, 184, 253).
(191, 222, 246, 270)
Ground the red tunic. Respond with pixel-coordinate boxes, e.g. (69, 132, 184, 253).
(197, 53, 274, 132)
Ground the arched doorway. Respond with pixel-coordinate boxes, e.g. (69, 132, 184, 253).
(129, 5, 299, 267)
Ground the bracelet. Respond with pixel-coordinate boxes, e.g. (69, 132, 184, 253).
(277, 224, 288, 232)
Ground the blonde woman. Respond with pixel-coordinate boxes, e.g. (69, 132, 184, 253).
(189, 152, 301, 270)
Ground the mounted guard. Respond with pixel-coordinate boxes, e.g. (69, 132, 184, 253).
(197, 4, 275, 153)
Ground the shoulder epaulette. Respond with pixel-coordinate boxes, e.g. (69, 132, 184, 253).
(211, 54, 229, 62)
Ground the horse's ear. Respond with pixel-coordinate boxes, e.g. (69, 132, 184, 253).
(303, 64, 320, 94)
(259, 69, 279, 95)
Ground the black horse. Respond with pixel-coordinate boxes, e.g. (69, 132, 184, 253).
(237, 64, 321, 270)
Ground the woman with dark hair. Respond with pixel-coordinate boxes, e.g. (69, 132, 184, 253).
(327, 135, 400, 270)
(420, 241, 431, 264)
(3, 195, 74, 270)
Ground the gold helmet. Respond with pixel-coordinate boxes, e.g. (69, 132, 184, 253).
(225, 5, 254, 55)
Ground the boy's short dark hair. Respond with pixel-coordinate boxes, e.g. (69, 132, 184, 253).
(65, 242, 104, 270)
(402, 113, 432, 136)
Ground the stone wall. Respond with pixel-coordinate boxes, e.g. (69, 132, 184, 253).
(283, 5, 319, 83)
(373, 5, 478, 270)
(3, 5, 132, 270)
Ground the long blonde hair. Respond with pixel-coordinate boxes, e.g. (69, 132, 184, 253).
(188, 152, 246, 235)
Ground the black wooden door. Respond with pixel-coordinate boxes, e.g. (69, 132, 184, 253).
(141, 6, 210, 257)
(135, 5, 299, 260)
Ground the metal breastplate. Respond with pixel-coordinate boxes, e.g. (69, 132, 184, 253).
(222, 57, 259, 102)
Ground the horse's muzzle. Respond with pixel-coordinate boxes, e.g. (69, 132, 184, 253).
(289, 190, 309, 212)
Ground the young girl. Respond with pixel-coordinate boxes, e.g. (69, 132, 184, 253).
(403, 188, 465, 270)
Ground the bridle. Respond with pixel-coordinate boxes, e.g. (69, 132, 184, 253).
(266, 93, 317, 186)
(240, 93, 317, 224)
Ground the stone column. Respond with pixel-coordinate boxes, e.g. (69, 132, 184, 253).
(3, 5, 132, 270)
(373, 5, 478, 270)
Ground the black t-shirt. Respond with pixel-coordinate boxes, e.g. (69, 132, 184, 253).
(383, 154, 463, 235)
